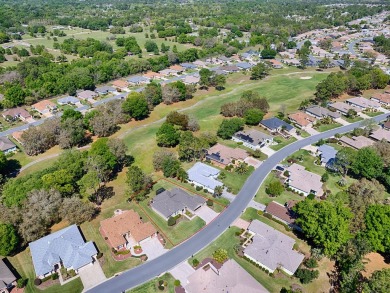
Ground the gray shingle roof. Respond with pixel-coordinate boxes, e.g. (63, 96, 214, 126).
(95, 86, 115, 94)
(236, 62, 253, 69)
(29, 225, 97, 276)
(260, 117, 294, 132)
(57, 96, 80, 105)
(318, 144, 337, 164)
(0, 259, 16, 289)
(233, 129, 272, 147)
(151, 188, 206, 218)
(244, 220, 304, 274)
(187, 162, 223, 190)
(0, 137, 16, 152)
(127, 76, 149, 83)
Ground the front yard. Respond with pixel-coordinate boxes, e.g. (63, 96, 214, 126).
(270, 136, 297, 151)
(314, 122, 342, 132)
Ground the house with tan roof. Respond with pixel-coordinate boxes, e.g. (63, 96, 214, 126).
(268, 59, 283, 69)
(305, 105, 341, 119)
(143, 71, 163, 79)
(2, 107, 31, 122)
(288, 112, 316, 129)
(100, 210, 157, 250)
(112, 79, 129, 90)
(206, 143, 248, 167)
(31, 100, 57, 115)
(184, 259, 269, 293)
(12, 131, 24, 145)
(339, 135, 375, 150)
(244, 220, 304, 276)
(286, 163, 323, 197)
(77, 90, 98, 101)
(169, 64, 185, 73)
(265, 201, 298, 229)
(369, 128, 390, 142)
(371, 92, 390, 106)
(159, 69, 178, 77)
(328, 101, 361, 115)
(346, 96, 380, 110)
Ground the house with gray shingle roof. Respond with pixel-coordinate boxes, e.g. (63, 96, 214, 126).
(95, 86, 115, 95)
(127, 76, 150, 86)
(0, 137, 17, 154)
(57, 96, 80, 105)
(29, 225, 97, 279)
(236, 62, 253, 71)
(187, 162, 223, 193)
(260, 117, 295, 134)
(0, 259, 16, 292)
(151, 188, 206, 220)
(244, 220, 304, 276)
(232, 129, 273, 149)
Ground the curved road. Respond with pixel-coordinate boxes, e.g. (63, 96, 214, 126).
(88, 113, 388, 293)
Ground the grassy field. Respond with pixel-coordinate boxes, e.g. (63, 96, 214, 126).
(128, 273, 176, 293)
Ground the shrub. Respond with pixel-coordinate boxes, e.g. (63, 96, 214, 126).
(213, 248, 228, 263)
(307, 193, 315, 200)
(305, 258, 318, 268)
(207, 199, 213, 206)
(168, 216, 176, 226)
(263, 213, 272, 219)
(51, 273, 59, 280)
(34, 278, 42, 286)
(192, 258, 199, 267)
(295, 268, 319, 284)
(17, 278, 27, 288)
(97, 252, 103, 259)
(195, 186, 202, 191)
(174, 279, 181, 286)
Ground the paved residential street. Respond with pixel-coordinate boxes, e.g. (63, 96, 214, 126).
(82, 113, 390, 293)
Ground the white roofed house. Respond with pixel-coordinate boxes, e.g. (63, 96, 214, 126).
(0, 137, 17, 154)
(345, 97, 380, 111)
(285, 163, 323, 197)
(243, 220, 304, 276)
(187, 162, 223, 193)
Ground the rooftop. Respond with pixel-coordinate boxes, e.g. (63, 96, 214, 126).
(260, 117, 294, 132)
(339, 135, 375, 149)
(100, 210, 156, 247)
(305, 106, 341, 118)
(187, 162, 223, 190)
(329, 101, 360, 114)
(346, 96, 380, 108)
(0, 137, 16, 152)
(206, 143, 248, 166)
(288, 112, 316, 127)
(265, 201, 296, 225)
(0, 259, 16, 289)
(287, 163, 323, 196)
(233, 129, 272, 146)
(318, 144, 338, 164)
(151, 188, 206, 219)
(2, 107, 31, 119)
(369, 128, 390, 142)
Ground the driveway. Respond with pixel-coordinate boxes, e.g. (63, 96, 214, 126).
(305, 127, 319, 135)
(244, 157, 262, 168)
(335, 117, 350, 125)
(141, 237, 168, 261)
(169, 261, 195, 286)
(79, 261, 106, 291)
(194, 206, 218, 224)
(260, 146, 276, 156)
(248, 200, 266, 212)
(359, 113, 370, 119)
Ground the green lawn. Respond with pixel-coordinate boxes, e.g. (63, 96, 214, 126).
(128, 273, 176, 293)
(271, 136, 297, 151)
(365, 111, 384, 117)
(314, 122, 343, 132)
(343, 115, 363, 123)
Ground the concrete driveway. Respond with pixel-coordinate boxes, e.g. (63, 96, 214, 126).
(79, 261, 106, 291)
(169, 261, 195, 286)
(260, 146, 276, 156)
(305, 127, 319, 135)
(141, 237, 168, 261)
(194, 206, 218, 224)
(335, 117, 350, 126)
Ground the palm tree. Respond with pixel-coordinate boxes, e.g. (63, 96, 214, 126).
(214, 185, 224, 197)
(235, 162, 249, 175)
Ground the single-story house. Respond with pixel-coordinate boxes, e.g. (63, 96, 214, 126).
(185, 259, 269, 293)
(100, 210, 156, 250)
(2, 107, 31, 121)
(127, 76, 150, 86)
(31, 100, 57, 115)
(0, 258, 17, 293)
(95, 86, 115, 95)
(286, 163, 323, 197)
(244, 220, 304, 276)
(143, 71, 163, 80)
(187, 162, 223, 193)
(317, 144, 338, 168)
(206, 143, 248, 167)
(369, 128, 390, 142)
(265, 201, 298, 229)
(383, 121, 390, 131)
(77, 90, 98, 100)
(209, 67, 228, 75)
(29, 225, 97, 279)
(260, 117, 295, 134)
(57, 96, 80, 105)
(328, 102, 361, 115)
(288, 112, 316, 129)
(151, 188, 206, 220)
(183, 75, 200, 85)
(232, 129, 273, 149)
(192, 60, 206, 68)
(112, 79, 129, 90)
(345, 96, 380, 110)
(236, 62, 253, 71)
(371, 93, 390, 106)
(12, 131, 24, 145)
(219, 65, 240, 73)
(169, 65, 185, 73)
(339, 135, 375, 150)
(180, 63, 197, 70)
(305, 106, 341, 119)
(159, 69, 178, 76)
(268, 59, 283, 69)
(0, 137, 17, 154)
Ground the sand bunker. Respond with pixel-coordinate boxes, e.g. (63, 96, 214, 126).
(300, 76, 312, 80)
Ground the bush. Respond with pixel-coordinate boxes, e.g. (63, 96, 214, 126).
(195, 186, 202, 191)
(51, 273, 59, 280)
(34, 278, 42, 286)
(97, 252, 103, 259)
(307, 193, 315, 200)
(174, 279, 181, 286)
(305, 258, 318, 268)
(192, 258, 199, 267)
(295, 268, 319, 284)
(17, 278, 27, 288)
(263, 213, 272, 219)
(206, 199, 213, 206)
(168, 216, 176, 226)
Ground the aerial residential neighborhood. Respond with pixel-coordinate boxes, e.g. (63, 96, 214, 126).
(0, 1, 390, 293)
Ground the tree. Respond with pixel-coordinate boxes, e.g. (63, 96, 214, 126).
(351, 147, 383, 179)
(4, 84, 26, 107)
(166, 111, 189, 130)
(178, 131, 207, 162)
(235, 162, 249, 175)
(0, 223, 19, 256)
(156, 123, 180, 147)
(145, 40, 158, 52)
(143, 83, 162, 107)
(212, 248, 228, 263)
(319, 57, 331, 69)
(211, 74, 226, 90)
(126, 165, 152, 194)
(261, 48, 277, 59)
(364, 269, 390, 293)
(217, 118, 244, 139)
(59, 117, 86, 149)
(214, 186, 223, 197)
(266, 180, 284, 196)
(293, 200, 352, 256)
(244, 109, 264, 125)
(364, 205, 390, 253)
(295, 268, 319, 284)
(251, 63, 270, 80)
(162, 84, 181, 104)
(122, 92, 149, 120)
(335, 147, 357, 176)
(298, 46, 310, 69)
(153, 149, 177, 171)
(199, 68, 212, 88)
(60, 197, 96, 225)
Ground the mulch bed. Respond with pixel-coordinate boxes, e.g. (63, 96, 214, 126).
(36, 279, 60, 290)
